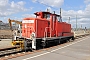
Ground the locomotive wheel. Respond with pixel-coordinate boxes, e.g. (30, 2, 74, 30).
(42, 41, 49, 48)
(69, 37, 75, 42)
(57, 39, 61, 45)
(66, 39, 70, 42)
(72, 36, 75, 41)
(42, 42, 46, 48)
(59, 39, 61, 44)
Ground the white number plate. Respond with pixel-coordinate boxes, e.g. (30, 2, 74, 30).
(22, 20, 34, 23)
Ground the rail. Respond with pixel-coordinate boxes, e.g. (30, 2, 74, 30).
(0, 47, 19, 57)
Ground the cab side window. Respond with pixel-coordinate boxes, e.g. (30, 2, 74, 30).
(57, 16, 60, 22)
(44, 14, 50, 20)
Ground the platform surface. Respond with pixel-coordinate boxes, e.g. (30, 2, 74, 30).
(0, 39, 12, 49)
(9, 35, 90, 60)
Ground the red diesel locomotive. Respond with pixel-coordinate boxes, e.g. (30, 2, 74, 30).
(12, 10, 74, 50)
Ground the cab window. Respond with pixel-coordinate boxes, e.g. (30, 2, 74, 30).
(44, 14, 50, 20)
(57, 16, 60, 22)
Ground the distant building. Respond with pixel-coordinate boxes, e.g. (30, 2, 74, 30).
(0, 20, 2, 22)
(0, 20, 19, 30)
(0, 20, 10, 29)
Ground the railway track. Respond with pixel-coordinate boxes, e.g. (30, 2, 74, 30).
(0, 34, 89, 60)
(0, 47, 20, 57)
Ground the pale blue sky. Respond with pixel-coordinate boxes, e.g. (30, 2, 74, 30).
(0, 0, 90, 28)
